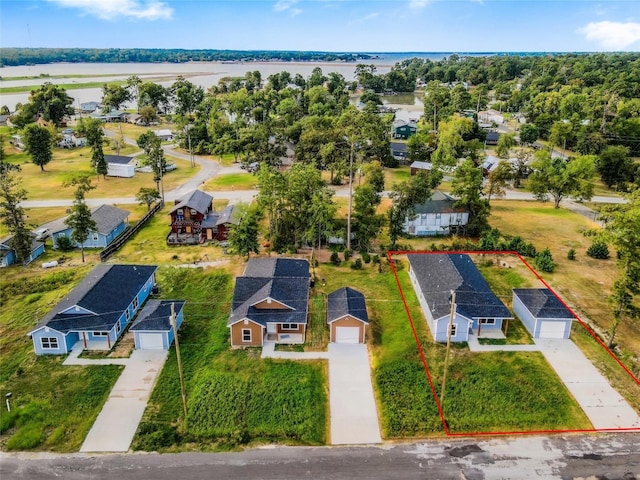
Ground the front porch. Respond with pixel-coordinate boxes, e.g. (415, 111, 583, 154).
(469, 328, 506, 340)
(264, 332, 304, 344)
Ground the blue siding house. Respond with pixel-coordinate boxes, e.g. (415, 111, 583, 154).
(28, 264, 157, 355)
(47, 204, 129, 250)
(407, 253, 513, 343)
(130, 300, 185, 350)
(0, 236, 45, 267)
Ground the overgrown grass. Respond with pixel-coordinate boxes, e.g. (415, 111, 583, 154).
(132, 267, 328, 451)
(478, 319, 533, 345)
(0, 266, 122, 452)
(306, 293, 329, 351)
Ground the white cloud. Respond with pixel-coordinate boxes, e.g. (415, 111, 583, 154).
(409, 0, 430, 9)
(45, 0, 173, 20)
(290, 8, 303, 17)
(350, 12, 379, 25)
(274, 0, 298, 12)
(579, 21, 640, 49)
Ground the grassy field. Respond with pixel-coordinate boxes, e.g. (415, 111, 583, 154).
(0, 266, 122, 452)
(133, 267, 327, 451)
(202, 172, 258, 191)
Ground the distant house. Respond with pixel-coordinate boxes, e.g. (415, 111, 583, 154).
(167, 190, 215, 245)
(512, 289, 574, 339)
(90, 109, 127, 122)
(105, 154, 135, 178)
(80, 101, 101, 114)
(392, 120, 418, 139)
(212, 204, 239, 241)
(10, 134, 25, 150)
(0, 236, 45, 267)
(327, 287, 369, 344)
(228, 257, 310, 347)
(407, 253, 513, 343)
(404, 191, 469, 236)
(58, 134, 86, 149)
(390, 142, 409, 163)
(410, 160, 432, 176)
(153, 129, 174, 141)
(485, 131, 500, 146)
(126, 113, 147, 126)
(0, 114, 10, 126)
(47, 204, 130, 249)
(130, 300, 185, 350)
(28, 264, 157, 355)
(479, 109, 504, 125)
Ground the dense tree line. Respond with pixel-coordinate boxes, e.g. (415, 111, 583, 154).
(0, 48, 370, 67)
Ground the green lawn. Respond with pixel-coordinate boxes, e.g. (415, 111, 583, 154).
(202, 172, 258, 191)
(0, 267, 122, 452)
(133, 267, 328, 451)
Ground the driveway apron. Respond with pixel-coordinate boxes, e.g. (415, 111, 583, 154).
(328, 343, 382, 445)
(535, 339, 640, 430)
(80, 350, 168, 452)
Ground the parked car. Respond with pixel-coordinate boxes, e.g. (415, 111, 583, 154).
(34, 228, 50, 241)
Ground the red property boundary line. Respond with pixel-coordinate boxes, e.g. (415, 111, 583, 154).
(387, 249, 640, 437)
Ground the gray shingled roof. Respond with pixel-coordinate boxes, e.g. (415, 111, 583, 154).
(130, 300, 185, 332)
(40, 205, 129, 236)
(216, 205, 238, 226)
(407, 253, 512, 320)
(169, 189, 213, 215)
(327, 287, 369, 324)
(29, 264, 157, 334)
(410, 161, 432, 170)
(513, 288, 575, 319)
(228, 258, 310, 327)
(105, 154, 134, 165)
(413, 191, 468, 215)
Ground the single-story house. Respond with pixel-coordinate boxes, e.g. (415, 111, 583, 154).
(228, 257, 310, 347)
(0, 235, 45, 267)
(390, 142, 409, 163)
(485, 131, 500, 146)
(512, 289, 574, 339)
(153, 129, 174, 141)
(410, 161, 433, 176)
(404, 191, 469, 236)
(130, 300, 185, 350)
(167, 190, 215, 245)
(106, 154, 135, 178)
(28, 264, 157, 355)
(90, 110, 127, 122)
(327, 287, 369, 344)
(47, 204, 129, 249)
(80, 101, 101, 114)
(392, 120, 418, 139)
(126, 113, 147, 126)
(407, 253, 513, 342)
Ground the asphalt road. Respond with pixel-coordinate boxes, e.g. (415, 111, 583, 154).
(2, 433, 639, 480)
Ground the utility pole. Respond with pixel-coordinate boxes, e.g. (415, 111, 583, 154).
(346, 141, 354, 251)
(170, 303, 187, 418)
(440, 291, 456, 410)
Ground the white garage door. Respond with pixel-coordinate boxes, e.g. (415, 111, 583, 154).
(138, 333, 165, 350)
(538, 321, 566, 339)
(335, 326, 360, 344)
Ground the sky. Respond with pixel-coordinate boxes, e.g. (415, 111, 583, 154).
(1, 0, 640, 52)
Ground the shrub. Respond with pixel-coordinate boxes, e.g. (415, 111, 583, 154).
(361, 252, 371, 264)
(350, 259, 363, 270)
(586, 241, 610, 259)
(567, 248, 576, 260)
(55, 235, 73, 251)
(5, 424, 45, 450)
(535, 248, 555, 273)
(372, 254, 381, 264)
(343, 249, 352, 261)
(330, 251, 341, 266)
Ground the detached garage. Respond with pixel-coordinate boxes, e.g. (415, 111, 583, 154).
(130, 300, 185, 350)
(327, 287, 369, 344)
(512, 289, 574, 339)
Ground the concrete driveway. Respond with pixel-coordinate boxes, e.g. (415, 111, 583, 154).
(535, 338, 640, 430)
(80, 349, 168, 452)
(328, 343, 382, 445)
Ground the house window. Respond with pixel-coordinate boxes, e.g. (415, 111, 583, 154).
(190, 209, 197, 216)
(116, 322, 122, 334)
(479, 318, 496, 325)
(41, 337, 59, 349)
(92, 233, 99, 241)
(242, 329, 252, 342)
(281, 324, 297, 330)
(177, 209, 184, 215)
(94, 331, 108, 337)
(448, 324, 457, 337)
(132, 296, 139, 310)
(125, 309, 130, 321)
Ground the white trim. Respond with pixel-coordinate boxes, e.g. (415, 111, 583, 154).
(449, 323, 457, 337)
(228, 317, 263, 328)
(93, 331, 108, 337)
(40, 337, 59, 349)
(327, 313, 367, 324)
(251, 296, 296, 310)
(241, 328, 252, 343)
(479, 318, 496, 325)
(280, 323, 298, 330)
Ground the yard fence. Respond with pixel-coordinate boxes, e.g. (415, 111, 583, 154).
(100, 201, 163, 262)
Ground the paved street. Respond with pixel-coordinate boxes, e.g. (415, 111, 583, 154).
(80, 350, 168, 453)
(2, 433, 639, 479)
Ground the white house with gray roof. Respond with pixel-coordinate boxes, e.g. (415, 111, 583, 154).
(44, 204, 130, 250)
(512, 289, 574, 339)
(407, 253, 512, 342)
